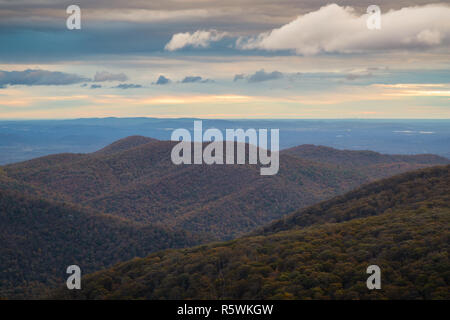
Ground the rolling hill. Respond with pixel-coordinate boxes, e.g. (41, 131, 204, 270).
(3, 136, 447, 239)
(283, 144, 449, 180)
(50, 165, 450, 300)
(2, 137, 448, 299)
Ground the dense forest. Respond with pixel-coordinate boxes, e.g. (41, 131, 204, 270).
(50, 165, 450, 300)
(258, 165, 450, 235)
(0, 187, 204, 298)
(1, 137, 448, 299)
(4, 136, 447, 239)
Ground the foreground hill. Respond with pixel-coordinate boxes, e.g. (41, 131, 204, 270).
(4, 137, 447, 239)
(283, 144, 449, 180)
(258, 164, 450, 235)
(51, 165, 450, 300)
(0, 186, 203, 299)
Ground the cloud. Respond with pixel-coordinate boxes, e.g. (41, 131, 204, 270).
(155, 75, 171, 85)
(248, 69, 283, 82)
(181, 76, 202, 83)
(345, 72, 373, 81)
(165, 29, 228, 51)
(93, 71, 128, 82)
(234, 69, 284, 83)
(90, 84, 102, 89)
(0, 69, 88, 87)
(114, 83, 143, 89)
(181, 76, 213, 83)
(236, 4, 450, 55)
(3, 2, 448, 62)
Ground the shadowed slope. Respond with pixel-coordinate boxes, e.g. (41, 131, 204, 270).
(50, 165, 450, 300)
(0, 186, 204, 299)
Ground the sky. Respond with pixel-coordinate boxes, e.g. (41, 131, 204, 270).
(0, 0, 449, 119)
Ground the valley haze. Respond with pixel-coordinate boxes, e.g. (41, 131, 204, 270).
(0, 118, 449, 165)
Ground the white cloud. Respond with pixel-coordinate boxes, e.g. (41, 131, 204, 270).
(236, 4, 450, 55)
(165, 29, 228, 51)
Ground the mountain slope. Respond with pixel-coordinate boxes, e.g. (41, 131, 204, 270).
(93, 135, 158, 155)
(4, 136, 447, 239)
(258, 164, 450, 235)
(0, 187, 204, 299)
(3, 137, 368, 239)
(283, 144, 449, 180)
(50, 165, 450, 300)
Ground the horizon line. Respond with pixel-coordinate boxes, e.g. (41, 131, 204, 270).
(1, 117, 450, 121)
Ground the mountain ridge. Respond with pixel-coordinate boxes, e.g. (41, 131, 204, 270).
(3, 137, 448, 239)
(48, 164, 450, 300)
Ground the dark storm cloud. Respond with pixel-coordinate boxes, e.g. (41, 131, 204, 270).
(0, 69, 89, 87)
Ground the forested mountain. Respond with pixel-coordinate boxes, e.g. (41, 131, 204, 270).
(50, 165, 450, 300)
(93, 136, 158, 155)
(4, 136, 447, 239)
(2, 137, 448, 299)
(283, 144, 449, 180)
(0, 185, 204, 299)
(257, 164, 450, 235)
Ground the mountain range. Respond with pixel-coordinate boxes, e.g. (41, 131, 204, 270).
(50, 165, 450, 300)
(4, 136, 447, 238)
(0, 136, 448, 298)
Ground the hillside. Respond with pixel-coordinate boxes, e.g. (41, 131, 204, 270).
(283, 144, 449, 180)
(258, 164, 450, 235)
(50, 165, 450, 300)
(0, 187, 204, 299)
(3, 137, 366, 239)
(4, 136, 447, 239)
